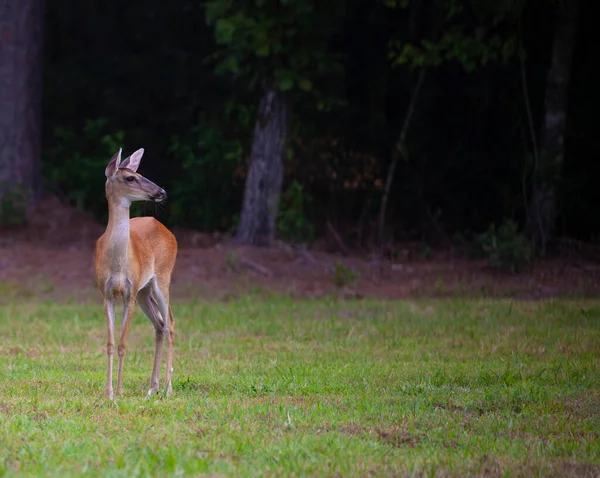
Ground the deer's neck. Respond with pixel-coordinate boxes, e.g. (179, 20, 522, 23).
(105, 197, 131, 273)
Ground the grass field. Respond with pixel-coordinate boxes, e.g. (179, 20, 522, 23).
(0, 295, 599, 477)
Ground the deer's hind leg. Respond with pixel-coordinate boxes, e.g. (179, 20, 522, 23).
(164, 305, 175, 396)
(137, 284, 166, 397)
(153, 277, 174, 397)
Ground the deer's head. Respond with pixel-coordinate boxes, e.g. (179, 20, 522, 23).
(104, 148, 166, 204)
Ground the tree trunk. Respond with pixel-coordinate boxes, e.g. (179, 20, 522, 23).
(235, 84, 290, 246)
(0, 0, 45, 219)
(528, 0, 579, 254)
(378, 68, 426, 248)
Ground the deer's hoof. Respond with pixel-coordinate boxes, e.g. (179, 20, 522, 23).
(146, 388, 159, 400)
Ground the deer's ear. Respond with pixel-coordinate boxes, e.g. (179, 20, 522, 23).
(119, 148, 144, 172)
(105, 148, 122, 178)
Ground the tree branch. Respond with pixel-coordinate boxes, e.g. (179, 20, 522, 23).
(378, 68, 427, 250)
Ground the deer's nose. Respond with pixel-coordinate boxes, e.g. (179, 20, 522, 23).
(153, 189, 167, 202)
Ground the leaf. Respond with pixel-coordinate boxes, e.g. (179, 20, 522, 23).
(383, 0, 408, 8)
(252, 23, 272, 57)
(278, 77, 295, 92)
(297, 78, 313, 92)
(205, 0, 232, 24)
(215, 18, 236, 44)
(216, 55, 240, 75)
(255, 43, 270, 57)
(502, 35, 517, 63)
(275, 69, 296, 91)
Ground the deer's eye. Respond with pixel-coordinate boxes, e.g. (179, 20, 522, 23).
(125, 176, 136, 183)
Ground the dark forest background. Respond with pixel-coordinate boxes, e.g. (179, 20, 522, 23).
(0, 0, 597, 267)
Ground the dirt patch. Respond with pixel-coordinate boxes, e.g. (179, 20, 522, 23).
(0, 345, 40, 358)
(550, 461, 600, 478)
(471, 455, 504, 477)
(377, 426, 423, 448)
(1, 196, 599, 302)
(340, 423, 366, 436)
(560, 391, 600, 420)
(463, 456, 600, 478)
(337, 423, 424, 449)
(0, 195, 104, 249)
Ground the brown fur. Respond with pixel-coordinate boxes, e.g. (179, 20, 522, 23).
(94, 148, 178, 400)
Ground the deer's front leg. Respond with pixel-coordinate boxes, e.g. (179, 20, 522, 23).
(116, 290, 137, 396)
(104, 297, 116, 401)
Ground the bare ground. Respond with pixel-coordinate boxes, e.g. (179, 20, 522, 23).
(1, 196, 599, 302)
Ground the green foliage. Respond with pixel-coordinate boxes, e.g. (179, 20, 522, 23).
(332, 262, 359, 289)
(205, 0, 345, 110)
(169, 119, 244, 231)
(277, 180, 314, 244)
(0, 184, 28, 228)
(390, 30, 511, 72)
(38, 0, 597, 243)
(382, 0, 409, 8)
(477, 219, 532, 272)
(387, 0, 519, 72)
(43, 119, 125, 219)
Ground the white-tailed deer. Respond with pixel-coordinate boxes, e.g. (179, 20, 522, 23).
(94, 148, 178, 400)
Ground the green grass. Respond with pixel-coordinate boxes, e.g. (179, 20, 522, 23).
(1, 296, 599, 477)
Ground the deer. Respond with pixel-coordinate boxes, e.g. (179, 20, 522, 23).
(94, 147, 178, 400)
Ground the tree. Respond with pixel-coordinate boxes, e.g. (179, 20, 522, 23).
(528, 0, 579, 254)
(379, 0, 517, 248)
(236, 82, 290, 246)
(205, 0, 344, 246)
(0, 0, 45, 222)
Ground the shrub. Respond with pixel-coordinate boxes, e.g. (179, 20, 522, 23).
(277, 180, 314, 244)
(169, 118, 244, 231)
(477, 219, 532, 272)
(332, 261, 359, 289)
(0, 183, 28, 228)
